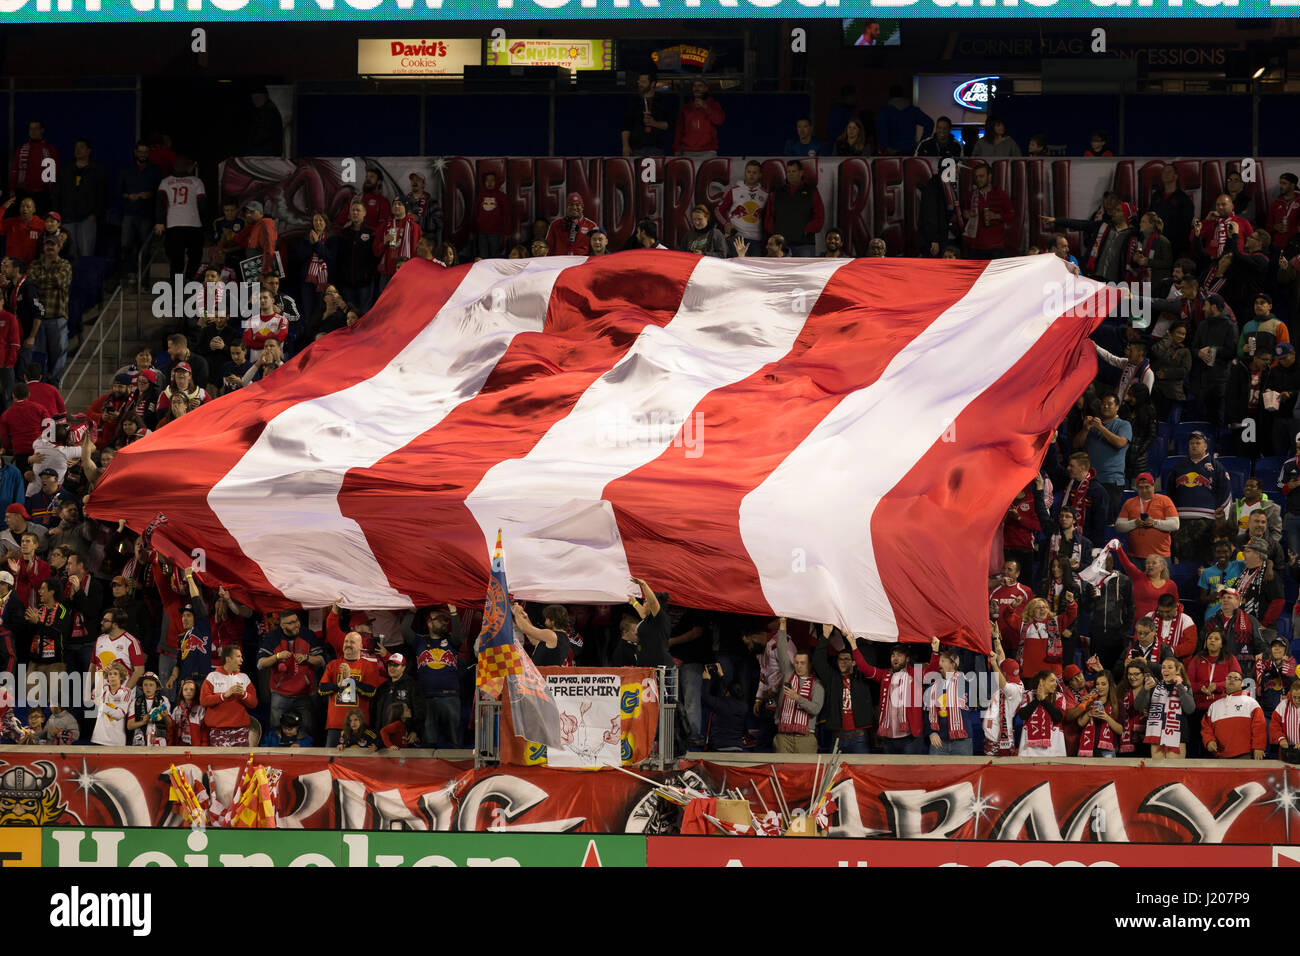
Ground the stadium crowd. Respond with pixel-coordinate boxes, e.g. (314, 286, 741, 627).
(0, 90, 1299, 760)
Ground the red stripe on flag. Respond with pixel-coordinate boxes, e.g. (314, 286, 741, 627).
(603, 258, 988, 615)
(870, 291, 1109, 653)
(335, 252, 701, 602)
(86, 260, 468, 608)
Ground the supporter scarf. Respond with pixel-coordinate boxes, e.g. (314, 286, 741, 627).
(1067, 469, 1095, 526)
(1084, 222, 1113, 273)
(306, 254, 329, 292)
(926, 671, 967, 739)
(1219, 608, 1255, 657)
(944, 181, 964, 234)
(1255, 655, 1296, 691)
(567, 216, 582, 246)
(1077, 702, 1117, 756)
(1125, 231, 1159, 282)
(131, 691, 170, 747)
(1023, 619, 1063, 664)
(28, 604, 58, 660)
(1274, 699, 1300, 747)
(63, 576, 88, 639)
(777, 674, 815, 735)
(983, 680, 1020, 755)
(1024, 694, 1058, 747)
(1049, 532, 1083, 568)
(16, 143, 31, 188)
(1237, 566, 1265, 617)
(1143, 682, 1183, 749)
(394, 217, 415, 261)
(1206, 219, 1229, 258)
(1152, 609, 1188, 659)
(1117, 359, 1150, 403)
(1119, 688, 1146, 753)
(1203, 261, 1226, 297)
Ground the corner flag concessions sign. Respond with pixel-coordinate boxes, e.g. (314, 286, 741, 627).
(0, 0, 1286, 20)
(89, 254, 1107, 653)
(358, 38, 481, 76)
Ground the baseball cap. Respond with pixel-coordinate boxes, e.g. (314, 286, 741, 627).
(46, 211, 62, 223)
(5, 503, 29, 519)
(1278, 343, 1295, 358)
(113, 371, 132, 385)
(566, 192, 583, 204)
(386, 652, 406, 666)
(1219, 586, 1241, 598)
(38, 468, 57, 478)
(1135, 472, 1155, 484)
(174, 362, 192, 373)
(1063, 664, 1083, 681)
(141, 671, 161, 685)
(1257, 292, 1274, 305)
(0, 571, 14, 586)
(1272, 635, 1290, 647)
(1283, 172, 1299, 186)
(242, 200, 264, 214)
(111, 575, 129, 587)
(1189, 430, 1209, 441)
(280, 712, 302, 728)
(1205, 293, 1227, 309)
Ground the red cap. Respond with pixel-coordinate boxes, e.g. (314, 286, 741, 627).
(5, 504, 28, 519)
(174, 362, 192, 374)
(1000, 659, 1021, 681)
(566, 192, 582, 204)
(1063, 664, 1083, 681)
(386, 653, 406, 666)
(1135, 472, 1155, 484)
(46, 211, 62, 223)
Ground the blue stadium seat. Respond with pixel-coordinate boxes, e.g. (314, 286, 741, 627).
(1254, 456, 1285, 488)
(1170, 562, 1201, 600)
(1160, 459, 1178, 495)
(1168, 404, 1183, 427)
(1120, 488, 1137, 509)
(1217, 456, 1249, 499)
(1279, 615, 1294, 642)
(1172, 421, 1213, 458)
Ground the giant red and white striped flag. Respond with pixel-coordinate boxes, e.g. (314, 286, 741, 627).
(88, 253, 1111, 653)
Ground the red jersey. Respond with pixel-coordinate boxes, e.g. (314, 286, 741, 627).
(0, 398, 49, 455)
(1197, 215, 1253, 258)
(674, 99, 726, 153)
(320, 655, 386, 730)
(26, 381, 64, 418)
(546, 216, 598, 256)
(475, 187, 513, 236)
(968, 187, 1013, 251)
(2, 216, 46, 265)
(1267, 195, 1300, 249)
(8, 139, 58, 194)
(0, 309, 20, 369)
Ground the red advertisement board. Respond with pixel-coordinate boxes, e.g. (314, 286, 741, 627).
(0, 752, 1297, 844)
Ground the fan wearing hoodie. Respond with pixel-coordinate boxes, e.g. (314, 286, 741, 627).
(678, 204, 727, 258)
(474, 171, 514, 260)
(1202, 669, 1266, 758)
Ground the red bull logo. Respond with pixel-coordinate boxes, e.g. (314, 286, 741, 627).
(418, 648, 457, 670)
(179, 632, 205, 660)
(1176, 472, 1212, 488)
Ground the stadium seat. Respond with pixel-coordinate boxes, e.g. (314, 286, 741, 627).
(1171, 562, 1201, 602)
(1217, 456, 1249, 499)
(1254, 456, 1284, 487)
(1159, 459, 1178, 495)
(1279, 615, 1294, 642)
(1172, 421, 1213, 458)
(1168, 405, 1183, 427)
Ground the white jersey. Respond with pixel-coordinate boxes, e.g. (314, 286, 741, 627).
(718, 182, 769, 242)
(159, 175, 206, 229)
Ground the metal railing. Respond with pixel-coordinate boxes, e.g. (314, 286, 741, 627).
(60, 282, 124, 401)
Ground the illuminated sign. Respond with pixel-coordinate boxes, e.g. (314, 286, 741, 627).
(486, 38, 613, 70)
(953, 76, 998, 111)
(358, 38, 481, 76)
(0, 0, 1283, 22)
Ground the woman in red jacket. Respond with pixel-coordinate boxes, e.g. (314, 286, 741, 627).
(1075, 671, 1124, 757)
(1108, 541, 1178, 622)
(1186, 628, 1240, 757)
(1009, 595, 1076, 678)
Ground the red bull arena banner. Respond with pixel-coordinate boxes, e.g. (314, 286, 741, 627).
(1, 753, 1298, 845)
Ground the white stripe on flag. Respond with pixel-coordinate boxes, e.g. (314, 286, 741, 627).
(206, 259, 571, 608)
(738, 256, 1105, 639)
(468, 257, 849, 602)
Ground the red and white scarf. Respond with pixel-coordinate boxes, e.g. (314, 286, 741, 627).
(877, 667, 915, 738)
(306, 253, 329, 292)
(926, 671, 967, 739)
(1022, 619, 1063, 665)
(1204, 218, 1231, 258)
(391, 217, 416, 261)
(1144, 682, 1183, 749)
(1119, 688, 1146, 753)
(983, 680, 1021, 755)
(1151, 609, 1189, 659)
(1084, 222, 1114, 273)
(1125, 230, 1160, 283)
(1217, 608, 1256, 658)
(1077, 701, 1117, 756)
(1255, 654, 1296, 691)
(1049, 533, 1082, 568)
(1066, 469, 1095, 524)
(777, 673, 815, 735)
(64, 575, 90, 639)
(1024, 692, 1061, 747)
